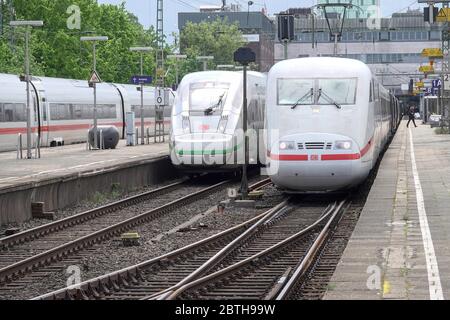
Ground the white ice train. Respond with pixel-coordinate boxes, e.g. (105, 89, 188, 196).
(0, 73, 172, 152)
(266, 57, 401, 192)
(170, 71, 266, 172)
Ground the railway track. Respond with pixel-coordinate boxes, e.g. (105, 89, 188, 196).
(282, 203, 362, 300)
(0, 176, 269, 288)
(33, 202, 283, 300)
(34, 196, 346, 301)
(164, 199, 348, 300)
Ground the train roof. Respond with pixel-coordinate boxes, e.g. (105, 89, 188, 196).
(269, 57, 372, 79)
(0, 73, 160, 90)
(180, 70, 266, 84)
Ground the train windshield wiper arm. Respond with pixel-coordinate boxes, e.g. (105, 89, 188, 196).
(318, 89, 342, 109)
(291, 88, 313, 110)
(204, 93, 225, 116)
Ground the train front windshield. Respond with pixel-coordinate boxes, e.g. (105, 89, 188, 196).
(189, 82, 230, 115)
(277, 78, 357, 106)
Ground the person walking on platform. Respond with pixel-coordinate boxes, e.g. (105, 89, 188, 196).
(407, 106, 417, 128)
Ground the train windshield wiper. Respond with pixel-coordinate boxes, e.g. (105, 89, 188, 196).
(318, 89, 342, 109)
(204, 93, 225, 116)
(291, 88, 313, 110)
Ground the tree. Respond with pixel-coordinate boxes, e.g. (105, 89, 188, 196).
(164, 18, 246, 87)
(0, 0, 158, 83)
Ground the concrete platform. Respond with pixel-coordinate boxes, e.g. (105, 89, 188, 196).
(325, 121, 450, 300)
(0, 140, 175, 225)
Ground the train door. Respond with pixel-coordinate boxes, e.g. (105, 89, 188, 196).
(111, 84, 127, 139)
(39, 90, 50, 147)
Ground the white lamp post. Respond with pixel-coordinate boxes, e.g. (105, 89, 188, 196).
(167, 54, 187, 90)
(196, 56, 214, 71)
(130, 47, 153, 145)
(10, 20, 44, 159)
(81, 36, 108, 149)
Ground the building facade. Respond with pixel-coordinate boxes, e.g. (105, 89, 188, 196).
(317, 0, 381, 19)
(275, 9, 441, 94)
(178, 11, 275, 72)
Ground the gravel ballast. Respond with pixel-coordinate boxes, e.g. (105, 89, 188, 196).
(0, 177, 285, 300)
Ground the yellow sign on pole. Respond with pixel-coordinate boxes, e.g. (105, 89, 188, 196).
(156, 68, 165, 78)
(437, 8, 450, 22)
(419, 65, 435, 74)
(421, 48, 443, 59)
(415, 82, 424, 88)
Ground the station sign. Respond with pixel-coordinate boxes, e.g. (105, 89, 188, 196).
(155, 87, 166, 106)
(419, 65, 435, 74)
(416, 81, 424, 88)
(432, 79, 442, 88)
(437, 8, 450, 22)
(421, 48, 443, 59)
(131, 75, 153, 85)
(424, 87, 439, 96)
(89, 70, 101, 84)
(156, 68, 165, 78)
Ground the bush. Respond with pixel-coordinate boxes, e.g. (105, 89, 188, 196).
(435, 127, 450, 135)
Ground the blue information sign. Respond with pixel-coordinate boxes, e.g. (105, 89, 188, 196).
(424, 87, 439, 96)
(131, 75, 153, 85)
(432, 79, 442, 89)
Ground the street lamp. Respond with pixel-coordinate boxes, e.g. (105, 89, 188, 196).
(10, 20, 44, 159)
(81, 36, 108, 150)
(234, 47, 256, 200)
(167, 54, 187, 90)
(130, 47, 153, 145)
(196, 56, 214, 71)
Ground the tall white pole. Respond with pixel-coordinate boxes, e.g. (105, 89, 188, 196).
(10, 20, 44, 159)
(25, 27, 32, 159)
(93, 42, 98, 149)
(140, 52, 145, 145)
(241, 64, 248, 199)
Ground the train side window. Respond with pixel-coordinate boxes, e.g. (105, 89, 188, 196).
(33, 97, 37, 122)
(5, 104, 14, 121)
(144, 106, 153, 118)
(369, 81, 374, 102)
(42, 104, 47, 121)
(82, 105, 94, 119)
(3, 103, 26, 122)
(17, 104, 26, 121)
(74, 105, 82, 119)
(132, 105, 153, 118)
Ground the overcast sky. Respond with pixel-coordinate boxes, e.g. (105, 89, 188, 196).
(98, 0, 425, 39)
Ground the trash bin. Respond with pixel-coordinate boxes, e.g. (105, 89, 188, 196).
(88, 125, 120, 149)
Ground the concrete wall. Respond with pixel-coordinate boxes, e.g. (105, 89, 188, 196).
(0, 156, 179, 226)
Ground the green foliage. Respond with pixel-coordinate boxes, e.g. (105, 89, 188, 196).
(175, 19, 246, 82)
(1, 0, 158, 83)
(0, 2, 246, 86)
(435, 127, 450, 135)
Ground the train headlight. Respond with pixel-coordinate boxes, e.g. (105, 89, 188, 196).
(218, 115, 229, 133)
(335, 141, 353, 150)
(279, 141, 295, 151)
(182, 116, 190, 134)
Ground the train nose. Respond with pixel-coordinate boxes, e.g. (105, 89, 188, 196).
(268, 133, 370, 191)
(170, 133, 236, 166)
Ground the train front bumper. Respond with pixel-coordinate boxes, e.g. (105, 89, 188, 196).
(267, 133, 372, 192)
(170, 133, 244, 168)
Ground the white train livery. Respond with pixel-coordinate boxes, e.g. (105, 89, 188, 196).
(266, 57, 401, 192)
(0, 73, 172, 152)
(170, 71, 266, 172)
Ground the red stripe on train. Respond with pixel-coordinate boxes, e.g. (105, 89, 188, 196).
(270, 138, 373, 162)
(270, 154, 309, 161)
(321, 153, 361, 161)
(0, 121, 170, 135)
